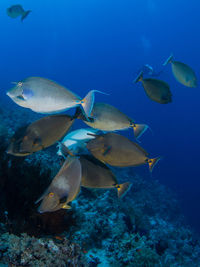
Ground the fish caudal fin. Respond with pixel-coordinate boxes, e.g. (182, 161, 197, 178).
(134, 71, 143, 83)
(21, 10, 31, 22)
(132, 123, 148, 139)
(148, 157, 161, 172)
(80, 90, 107, 120)
(163, 54, 173, 66)
(117, 182, 132, 198)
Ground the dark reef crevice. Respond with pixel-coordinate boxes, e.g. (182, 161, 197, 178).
(0, 140, 75, 237)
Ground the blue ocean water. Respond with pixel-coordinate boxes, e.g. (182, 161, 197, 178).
(0, 0, 199, 235)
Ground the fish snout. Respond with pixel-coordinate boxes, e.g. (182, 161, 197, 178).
(6, 91, 12, 98)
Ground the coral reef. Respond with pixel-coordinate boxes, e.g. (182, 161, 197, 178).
(0, 232, 86, 267)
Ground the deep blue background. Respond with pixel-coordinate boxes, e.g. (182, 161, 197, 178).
(0, 0, 200, 232)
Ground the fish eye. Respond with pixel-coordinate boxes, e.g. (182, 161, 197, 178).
(49, 192, 54, 197)
(17, 82, 23, 87)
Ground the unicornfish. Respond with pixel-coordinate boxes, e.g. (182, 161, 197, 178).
(6, 77, 102, 119)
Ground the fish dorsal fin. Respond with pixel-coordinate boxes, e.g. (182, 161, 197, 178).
(133, 142, 149, 156)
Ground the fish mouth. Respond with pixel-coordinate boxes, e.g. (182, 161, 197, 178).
(6, 91, 12, 97)
(37, 207, 45, 214)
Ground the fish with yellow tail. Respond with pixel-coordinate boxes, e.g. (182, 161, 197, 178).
(87, 132, 161, 171)
(76, 103, 148, 139)
(80, 155, 132, 198)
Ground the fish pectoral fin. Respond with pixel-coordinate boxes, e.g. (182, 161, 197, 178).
(33, 136, 43, 149)
(102, 145, 112, 156)
(16, 94, 26, 101)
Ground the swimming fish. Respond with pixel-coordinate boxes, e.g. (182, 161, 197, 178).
(7, 114, 74, 156)
(6, 77, 100, 119)
(57, 128, 101, 157)
(80, 155, 132, 198)
(77, 103, 148, 139)
(36, 157, 81, 213)
(163, 54, 197, 88)
(134, 71, 172, 104)
(7, 5, 31, 22)
(86, 132, 160, 171)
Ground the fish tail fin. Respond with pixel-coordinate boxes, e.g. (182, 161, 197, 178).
(21, 10, 31, 22)
(80, 90, 108, 120)
(131, 123, 148, 139)
(117, 182, 132, 198)
(148, 157, 161, 172)
(134, 71, 143, 83)
(163, 54, 173, 66)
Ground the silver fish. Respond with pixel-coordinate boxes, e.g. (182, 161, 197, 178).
(6, 77, 101, 119)
(57, 128, 100, 157)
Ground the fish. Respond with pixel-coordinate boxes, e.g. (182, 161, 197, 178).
(80, 155, 132, 198)
(134, 71, 172, 104)
(163, 54, 197, 88)
(57, 128, 101, 157)
(86, 132, 160, 171)
(7, 5, 31, 22)
(35, 157, 81, 213)
(7, 114, 74, 156)
(77, 103, 148, 139)
(6, 77, 101, 119)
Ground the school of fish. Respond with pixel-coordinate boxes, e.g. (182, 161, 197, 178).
(5, 5, 198, 213)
